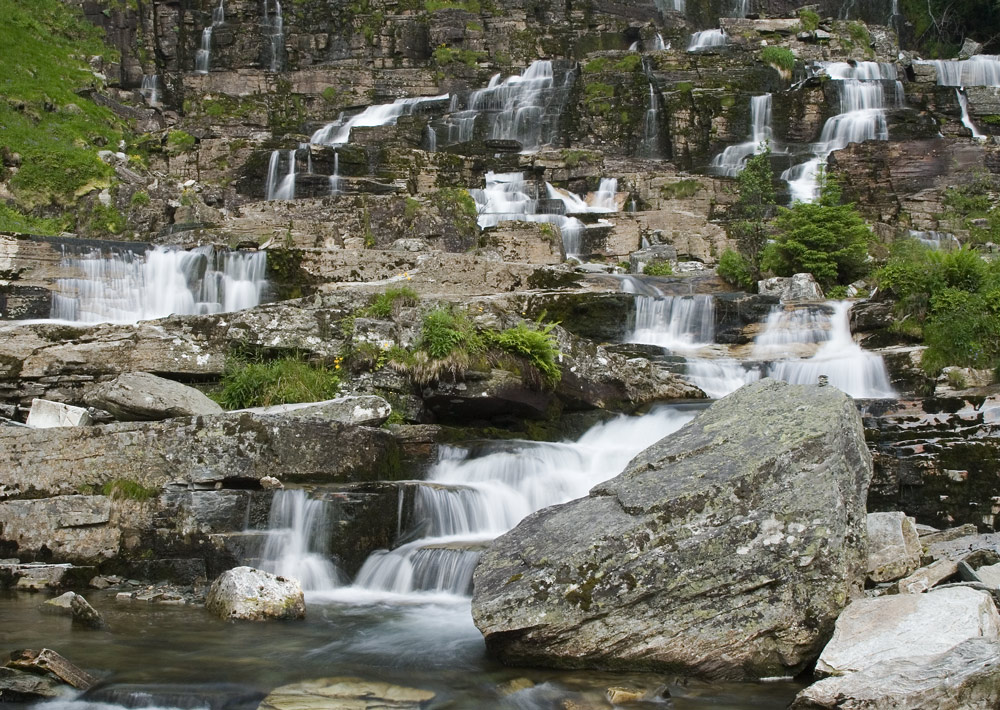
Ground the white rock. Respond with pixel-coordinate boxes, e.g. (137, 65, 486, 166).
(816, 587, 1000, 676)
(205, 566, 305, 621)
(25, 399, 92, 429)
(757, 273, 824, 302)
(867, 512, 921, 583)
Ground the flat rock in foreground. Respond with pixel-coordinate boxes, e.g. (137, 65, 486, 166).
(258, 677, 435, 710)
(472, 379, 872, 680)
(206, 566, 305, 621)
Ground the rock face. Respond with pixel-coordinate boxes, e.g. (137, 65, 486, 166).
(205, 566, 305, 621)
(472, 379, 872, 679)
(86, 372, 223, 420)
(242, 395, 392, 427)
(757, 273, 824, 302)
(866, 512, 921, 583)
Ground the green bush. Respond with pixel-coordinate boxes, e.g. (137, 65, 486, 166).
(760, 46, 795, 72)
(643, 260, 673, 276)
(798, 9, 820, 31)
(215, 357, 341, 409)
(761, 177, 871, 287)
(488, 321, 561, 386)
(365, 286, 420, 318)
(420, 307, 484, 359)
(717, 248, 756, 290)
(729, 148, 776, 280)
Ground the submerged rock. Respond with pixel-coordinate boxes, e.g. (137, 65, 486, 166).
(257, 677, 435, 710)
(86, 372, 223, 421)
(472, 379, 872, 679)
(205, 566, 305, 621)
(39, 592, 107, 629)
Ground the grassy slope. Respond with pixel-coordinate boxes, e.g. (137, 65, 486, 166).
(0, 0, 123, 233)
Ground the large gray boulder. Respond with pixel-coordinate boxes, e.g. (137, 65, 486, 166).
(205, 566, 305, 621)
(472, 379, 872, 680)
(86, 372, 223, 420)
(866, 512, 921, 583)
(757, 273, 824, 302)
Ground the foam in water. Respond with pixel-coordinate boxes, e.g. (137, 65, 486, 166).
(49, 245, 267, 323)
(335, 406, 696, 600)
(195, 0, 225, 74)
(140, 75, 161, 106)
(781, 62, 901, 202)
(687, 30, 727, 52)
(916, 55, 1000, 87)
(265, 0, 284, 72)
(711, 93, 772, 176)
(257, 489, 345, 591)
(310, 94, 449, 147)
(623, 277, 716, 349)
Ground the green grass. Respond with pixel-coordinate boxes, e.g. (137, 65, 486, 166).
(0, 0, 122, 210)
(760, 46, 795, 72)
(102, 479, 158, 502)
(0, 203, 70, 235)
(643, 260, 673, 276)
(487, 321, 561, 386)
(798, 9, 820, 31)
(365, 286, 420, 318)
(214, 357, 342, 409)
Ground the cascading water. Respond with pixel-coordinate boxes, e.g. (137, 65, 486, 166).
(909, 229, 960, 250)
(654, 0, 685, 12)
(264, 0, 285, 72)
(687, 29, 727, 52)
(195, 0, 225, 74)
(140, 75, 161, 106)
(916, 55, 1000, 87)
(257, 489, 345, 591)
(424, 125, 437, 152)
(729, 0, 750, 16)
(782, 62, 902, 202)
(710, 93, 772, 176)
(328, 151, 341, 195)
(652, 33, 668, 50)
(264, 147, 298, 200)
(623, 277, 715, 349)
(956, 89, 985, 139)
(638, 66, 662, 159)
(49, 245, 267, 323)
(469, 172, 619, 257)
(324, 407, 695, 600)
(310, 94, 449, 146)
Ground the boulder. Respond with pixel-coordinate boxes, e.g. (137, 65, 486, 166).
(258, 677, 435, 710)
(205, 566, 305, 621)
(0, 667, 68, 703)
(25, 399, 92, 428)
(86, 372, 223, 421)
(792, 638, 1000, 709)
(241, 395, 391, 427)
(814, 587, 1000, 676)
(866, 512, 921, 583)
(472, 379, 872, 680)
(629, 245, 677, 274)
(39, 591, 105, 628)
(757, 273, 824, 302)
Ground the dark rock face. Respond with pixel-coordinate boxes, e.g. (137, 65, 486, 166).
(472, 379, 872, 680)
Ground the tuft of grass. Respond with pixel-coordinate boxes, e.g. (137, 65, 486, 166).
(420, 307, 484, 359)
(487, 321, 561, 386)
(760, 46, 795, 72)
(365, 286, 420, 318)
(102, 479, 158, 502)
(798, 9, 820, 31)
(214, 357, 341, 409)
(643, 260, 673, 276)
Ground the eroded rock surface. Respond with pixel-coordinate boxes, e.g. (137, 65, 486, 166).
(205, 566, 305, 621)
(86, 372, 223, 421)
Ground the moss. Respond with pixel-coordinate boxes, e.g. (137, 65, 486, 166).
(166, 130, 196, 155)
(660, 179, 701, 200)
(424, 0, 481, 10)
(0, 205, 70, 235)
(760, 46, 795, 72)
(582, 57, 610, 74)
(584, 82, 615, 115)
(675, 81, 694, 93)
(102, 479, 158, 502)
(798, 9, 820, 31)
(614, 54, 643, 72)
(432, 45, 486, 67)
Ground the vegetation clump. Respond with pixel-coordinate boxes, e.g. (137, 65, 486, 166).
(214, 357, 341, 409)
(365, 286, 420, 318)
(798, 9, 821, 31)
(643, 260, 673, 276)
(102, 479, 159, 502)
(760, 46, 795, 72)
(728, 148, 776, 282)
(716, 248, 755, 290)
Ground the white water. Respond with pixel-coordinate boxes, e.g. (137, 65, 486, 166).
(140, 75, 161, 106)
(265, 148, 298, 200)
(624, 278, 715, 349)
(195, 0, 225, 74)
(49, 245, 267, 323)
(652, 33, 668, 50)
(639, 80, 662, 158)
(729, 0, 750, 16)
(687, 30, 727, 52)
(781, 62, 901, 202)
(655, 0, 685, 13)
(917, 55, 1000, 87)
(956, 88, 986, 139)
(259, 490, 345, 591)
(265, 0, 284, 72)
(470, 172, 619, 257)
(909, 229, 960, 250)
(310, 94, 449, 146)
(328, 151, 341, 195)
(711, 94, 772, 176)
(325, 407, 695, 600)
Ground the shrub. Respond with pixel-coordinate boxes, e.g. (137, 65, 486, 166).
(729, 148, 776, 280)
(215, 357, 341, 409)
(760, 46, 795, 72)
(488, 321, 562, 386)
(798, 9, 820, 31)
(717, 248, 756, 290)
(643, 260, 673, 276)
(419, 307, 483, 359)
(365, 286, 420, 318)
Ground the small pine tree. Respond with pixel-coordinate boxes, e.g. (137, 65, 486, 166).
(730, 148, 776, 281)
(762, 176, 871, 288)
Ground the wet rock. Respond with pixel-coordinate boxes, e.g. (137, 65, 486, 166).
(757, 273, 824, 302)
(7, 648, 96, 689)
(0, 667, 68, 702)
(69, 594, 107, 630)
(86, 372, 223, 421)
(25, 399, 93, 428)
(866, 512, 921, 583)
(472, 379, 872, 679)
(815, 587, 1000, 676)
(205, 566, 305, 621)
(792, 638, 1000, 709)
(258, 677, 435, 710)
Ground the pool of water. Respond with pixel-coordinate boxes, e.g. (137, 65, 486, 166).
(0, 590, 803, 709)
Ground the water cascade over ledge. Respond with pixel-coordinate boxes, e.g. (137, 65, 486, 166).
(710, 93, 773, 176)
(195, 0, 225, 74)
(50, 245, 267, 323)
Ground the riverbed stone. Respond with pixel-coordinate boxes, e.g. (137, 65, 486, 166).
(258, 677, 435, 710)
(205, 566, 305, 621)
(472, 379, 872, 680)
(866, 512, 921, 583)
(85, 372, 223, 421)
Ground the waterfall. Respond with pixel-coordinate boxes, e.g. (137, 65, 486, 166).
(909, 229, 960, 250)
(328, 151, 341, 195)
(710, 93, 772, 176)
(337, 407, 695, 599)
(652, 33, 668, 50)
(195, 0, 225, 74)
(781, 62, 901, 202)
(310, 94, 449, 146)
(729, 0, 750, 16)
(265, 0, 285, 72)
(140, 75, 161, 106)
(916, 55, 1000, 87)
(424, 125, 437, 152)
(654, 0, 685, 12)
(957, 88, 986, 139)
(265, 148, 298, 200)
(257, 490, 345, 591)
(687, 30, 727, 52)
(639, 79, 662, 158)
(626, 294, 716, 349)
(469, 171, 620, 257)
(49, 245, 267, 323)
